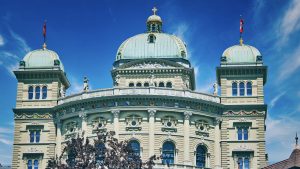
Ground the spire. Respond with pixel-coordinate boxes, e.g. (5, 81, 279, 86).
(152, 7, 157, 15)
(239, 16, 244, 45)
(42, 20, 47, 49)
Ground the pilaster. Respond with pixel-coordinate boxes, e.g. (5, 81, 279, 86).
(148, 109, 156, 157)
(111, 110, 120, 139)
(184, 111, 192, 165)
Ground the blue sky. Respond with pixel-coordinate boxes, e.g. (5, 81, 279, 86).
(0, 0, 299, 165)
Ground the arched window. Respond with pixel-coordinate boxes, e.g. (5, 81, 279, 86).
(238, 158, 243, 169)
(28, 86, 34, 100)
(196, 145, 207, 168)
(34, 160, 39, 169)
(232, 82, 237, 96)
(96, 143, 106, 166)
(247, 82, 252, 96)
(42, 86, 47, 99)
(162, 141, 175, 165)
(128, 140, 140, 157)
(136, 82, 142, 87)
(151, 24, 156, 32)
(239, 82, 245, 96)
(35, 86, 40, 99)
(159, 82, 165, 87)
(149, 34, 156, 43)
(144, 82, 149, 87)
(129, 83, 134, 87)
(166, 82, 172, 88)
(28, 160, 32, 169)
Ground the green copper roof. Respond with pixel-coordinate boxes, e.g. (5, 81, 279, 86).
(116, 33, 188, 60)
(222, 44, 261, 63)
(22, 48, 64, 71)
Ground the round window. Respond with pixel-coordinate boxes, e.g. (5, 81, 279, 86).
(200, 125, 204, 131)
(166, 121, 172, 127)
(98, 123, 103, 128)
(131, 120, 137, 126)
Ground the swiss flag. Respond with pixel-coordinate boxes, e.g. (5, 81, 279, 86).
(43, 22, 46, 38)
(240, 19, 244, 33)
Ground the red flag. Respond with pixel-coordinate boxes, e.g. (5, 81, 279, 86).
(43, 22, 46, 39)
(240, 18, 244, 33)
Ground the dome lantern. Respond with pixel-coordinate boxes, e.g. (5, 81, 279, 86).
(147, 7, 162, 33)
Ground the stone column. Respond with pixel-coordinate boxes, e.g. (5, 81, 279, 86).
(214, 117, 222, 169)
(184, 111, 192, 165)
(148, 109, 156, 157)
(55, 119, 62, 157)
(79, 109, 88, 139)
(112, 110, 120, 139)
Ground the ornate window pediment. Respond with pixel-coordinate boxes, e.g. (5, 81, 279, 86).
(91, 117, 107, 133)
(161, 116, 177, 132)
(64, 121, 78, 140)
(125, 115, 142, 131)
(195, 120, 210, 137)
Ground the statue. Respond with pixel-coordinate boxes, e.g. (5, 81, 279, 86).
(83, 76, 89, 92)
(185, 79, 190, 89)
(213, 82, 218, 96)
(149, 74, 155, 86)
(60, 85, 65, 97)
(114, 74, 120, 86)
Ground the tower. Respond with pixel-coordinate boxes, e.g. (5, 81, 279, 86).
(12, 42, 70, 168)
(216, 36, 268, 168)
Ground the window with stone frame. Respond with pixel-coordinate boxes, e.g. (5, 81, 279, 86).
(64, 121, 79, 140)
(233, 152, 252, 169)
(91, 117, 107, 133)
(125, 115, 142, 131)
(23, 154, 43, 169)
(26, 125, 43, 143)
(234, 122, 251, 141)
(161, 116, 177, 132)
(195, 120, 210, 137)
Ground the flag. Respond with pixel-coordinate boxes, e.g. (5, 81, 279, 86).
(43, 22, 46, 41)
(240, 18, 244, 34)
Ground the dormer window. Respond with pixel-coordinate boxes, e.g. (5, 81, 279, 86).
(148, 34, 156, 43)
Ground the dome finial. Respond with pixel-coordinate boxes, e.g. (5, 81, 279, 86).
(42, 20, 47, 50)
(152, 7, 158, 15)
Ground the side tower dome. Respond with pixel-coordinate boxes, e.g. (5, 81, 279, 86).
(221, 44, 262, 64)
(20, 48, 65, 71)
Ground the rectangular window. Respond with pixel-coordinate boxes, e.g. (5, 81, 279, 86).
(243, 128, 248, 140)
(238, 128, 243, 140)
(29, 130, 41, 143)
(236, 157, 250, 169)
(36, 131, 40, 143)
(30, 131, 35, 143)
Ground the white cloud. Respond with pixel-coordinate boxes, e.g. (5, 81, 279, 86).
(9, 30, 31, 53)
(278, 0, 300, 44)
(269, 92, 286, 109)
(278, 44, 300, 81)
(266, 114, 299, 162)
(0, 35, 4, 46)
(67, 76, 83, 95)
(0, 138, 13, 145)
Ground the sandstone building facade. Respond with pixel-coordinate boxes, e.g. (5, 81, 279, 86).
(12, 8, 268, 169)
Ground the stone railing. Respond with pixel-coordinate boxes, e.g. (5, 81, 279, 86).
(58, 87, 220, 105)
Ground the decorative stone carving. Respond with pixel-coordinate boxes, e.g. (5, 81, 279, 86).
(111, 110, 120, 118)
(129, 62, 174, 69)
(114, 74, 120, 86)
(214, 117, 222, 126)
(14, 113, 52, 119)
(184, 111, 192, 120)
(26, 147, 43, 153)
(149, 74, 155, 86)
(148, 109, 156, 117)
(79, 112, 88, 121)
(224, 110, 265, 116)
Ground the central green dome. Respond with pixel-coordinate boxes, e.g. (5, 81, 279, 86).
(116, 33, 187, 60)
(115, 7, 188, 61)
